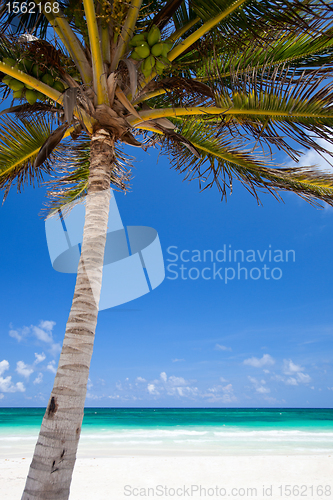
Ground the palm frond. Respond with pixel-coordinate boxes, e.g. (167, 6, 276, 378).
(0, 114, 61, 201)
(184, 27, 333, 80)
(158, 119, 333, 206)
(214, 68, 333, 159)
(135, 67, 333, 161)
(189, 0, 332, 41)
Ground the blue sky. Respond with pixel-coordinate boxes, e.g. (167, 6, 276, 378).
(0, 125, 333, 407)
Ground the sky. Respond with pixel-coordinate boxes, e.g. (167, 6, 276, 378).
(1, 132, 333, 409)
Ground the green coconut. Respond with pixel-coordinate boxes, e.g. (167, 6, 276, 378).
(134, 43, 150, 59)
(42, 73, 54, 87)
(2, 75, 12, 85)
(130, 50, 142, 61)
(25, 89, 38, 105)
(143, 55, 155, 72)
(162, 42, 173, 58)
(160, 56, 171, 67)
(155, 57, 170, 75)
(142, 67, 152, 79)
(13, 89, 24, 99)
(147, 25, 161, 47)
(8, 79, 25, 91)
(129, 33, 147, 47)
(151, 43, 164, 57)
(155, 61, 165, 75)
(36, 91, 45, 100)
(53, 80, 65, 92)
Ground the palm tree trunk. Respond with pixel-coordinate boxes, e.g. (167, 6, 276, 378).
(22, 129, 114, 500)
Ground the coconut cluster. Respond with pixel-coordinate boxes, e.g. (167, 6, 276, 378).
(1, 57, 66, 104)
(129, 25, 172, 77)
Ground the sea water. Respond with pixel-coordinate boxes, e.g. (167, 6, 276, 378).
(0, 408, 332, 458)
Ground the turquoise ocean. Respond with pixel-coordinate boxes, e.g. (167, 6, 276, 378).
(0, 408, 332, 458)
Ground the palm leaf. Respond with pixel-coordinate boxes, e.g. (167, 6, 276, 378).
(134, 67, 333, 161)
(183, 27, 333, 79)
(0, 115, 61, 201)
(158, 119, 333, 206)
(189, 0, 332, 38)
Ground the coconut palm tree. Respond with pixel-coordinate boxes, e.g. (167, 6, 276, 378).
(0, 0, 333, 498)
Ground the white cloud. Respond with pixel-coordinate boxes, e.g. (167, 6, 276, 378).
(144, 372, 200, 400)
(288, 138, 333, 175)
(220, 377, 227, 382)
(147, 383, 159, 395)
(175, 386, 199, 397)
(168, 375, 187, 386)
(47, 361, 57, 374)
(271, 360, 311, 386)
(87, 378, 93, 389)
(204, 383, 237, 403)
(0, 376, 25, 393)
(172, 358, 185, 363)
(32, 321, 59, 358)
(0, 360, 9, 376)
(39, 320, 56, 331)
(215, 344, 232, 351)
(86, 393, 103, 400)
(0, 393, 4, 400)
(244, 354, 275, 368)
(136, 377, 146, 383)
(32, 326, 53, 343)
(282, 359, 303, 375)
(281, 359, 311, 384)
(286, 377, 298, 386)
(9, 325, 30, 342)
(9, 329, 24, 342)
(16, 361, 34, 379)
(34, 353, 46, 365)
(248, 376, 270, 394)
(33, 373, 43, 385)
(9, 321, 60, 358)
(297, 372, 311, 384)
(256, 386, 270, 394)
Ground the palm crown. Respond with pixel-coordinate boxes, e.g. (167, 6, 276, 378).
(0, 0, 333, 210)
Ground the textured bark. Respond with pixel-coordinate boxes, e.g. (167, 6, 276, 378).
(22, 129, 114, 500)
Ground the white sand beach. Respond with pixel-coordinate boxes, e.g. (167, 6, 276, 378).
(1, 454, 332, 499)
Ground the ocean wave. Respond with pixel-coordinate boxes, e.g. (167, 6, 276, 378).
(213, 430, 333, 437)
(0, 436, 37, 441)
(81, 430, 209, 439)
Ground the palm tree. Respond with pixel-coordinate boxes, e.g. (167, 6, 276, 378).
(0, 0, 333, 498)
